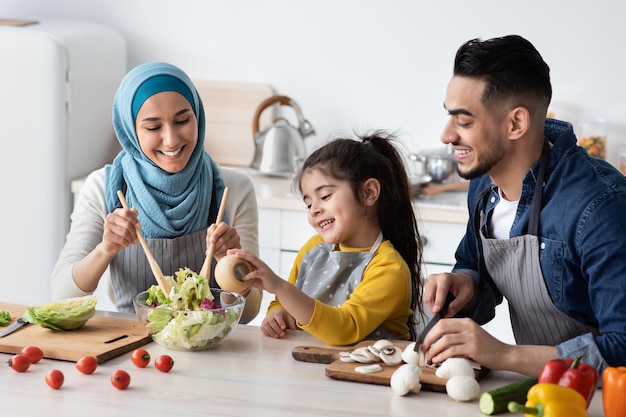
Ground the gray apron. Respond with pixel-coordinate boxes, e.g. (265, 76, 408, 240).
(477, 142, 598, 345)
(109, 189, 220, 313)
(295, 232, 393, 339)
(110, 228, 211, 313)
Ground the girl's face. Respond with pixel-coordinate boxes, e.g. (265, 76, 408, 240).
(300, 168, 379, 248)
(135, 91, 198, 173)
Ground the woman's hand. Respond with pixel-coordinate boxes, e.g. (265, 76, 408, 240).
(101, 207, 140, 256)
(261, 309, 296, 339)
(206, 222, 241, 260)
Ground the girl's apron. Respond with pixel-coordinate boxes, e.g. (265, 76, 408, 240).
(476, 142, 598, 345)
(109, 191, 219, 313)
(295, 232, 393, 339)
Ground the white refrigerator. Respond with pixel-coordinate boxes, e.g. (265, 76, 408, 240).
(0, 18, 126, 305)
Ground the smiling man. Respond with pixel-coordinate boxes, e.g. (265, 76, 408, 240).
(421, 35, 626, 378)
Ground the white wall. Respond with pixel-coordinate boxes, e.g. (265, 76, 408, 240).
(3, 0, 626, 166)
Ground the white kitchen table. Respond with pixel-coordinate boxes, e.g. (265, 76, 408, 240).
(0, 316, 606, 417)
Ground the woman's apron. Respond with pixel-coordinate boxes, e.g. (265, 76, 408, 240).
(295, 232, 393, 339)
(477, 142, 598, 345)
(109, 191, 219, 313)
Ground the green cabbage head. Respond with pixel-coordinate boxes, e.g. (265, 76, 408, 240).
(22, 295, 97, 330)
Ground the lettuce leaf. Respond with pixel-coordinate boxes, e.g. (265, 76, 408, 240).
(0, 310, 10, 326)
(22, 295, 97, 330)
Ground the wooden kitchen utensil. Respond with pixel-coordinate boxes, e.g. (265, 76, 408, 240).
(292, 341, 488, 393)
(116, 190, 170, 296)
(199, 187, 230, 280)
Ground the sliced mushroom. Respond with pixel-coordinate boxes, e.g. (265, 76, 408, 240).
(349, 346, 380, 363)
(379, 346, 403, 366)
(368, 339, 395, 357)
(355, 364, 383, 374)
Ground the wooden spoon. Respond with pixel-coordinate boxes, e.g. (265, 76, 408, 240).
(199, 186, 230, 280)
(116, 190, 170, 296)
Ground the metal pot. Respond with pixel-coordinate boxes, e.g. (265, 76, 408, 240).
(409, 146, 458, 184)
(250, 95, 315, 177)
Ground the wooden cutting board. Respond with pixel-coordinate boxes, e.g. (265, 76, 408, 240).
(0, 302, 151, 363)
(292, 340, 488, 393)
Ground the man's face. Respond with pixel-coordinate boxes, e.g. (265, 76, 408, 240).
(441, 76, 508, 180)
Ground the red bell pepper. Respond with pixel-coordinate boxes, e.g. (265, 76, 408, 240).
(538, 356, 599, 408)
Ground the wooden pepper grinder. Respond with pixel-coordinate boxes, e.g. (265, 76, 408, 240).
(214, 254, 255, 293)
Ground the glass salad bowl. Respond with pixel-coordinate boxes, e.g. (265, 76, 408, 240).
(133, 288, 246, 351)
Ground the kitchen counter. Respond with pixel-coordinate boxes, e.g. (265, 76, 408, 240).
(70, 166, 469, 225)
(0, 317, 606, 417)
(235, 167, 469, 224)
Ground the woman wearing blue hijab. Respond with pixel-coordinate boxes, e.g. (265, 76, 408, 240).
(51, 62, 261, 322)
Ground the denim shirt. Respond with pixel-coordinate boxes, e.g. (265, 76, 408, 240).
(453, 119, 626, 370)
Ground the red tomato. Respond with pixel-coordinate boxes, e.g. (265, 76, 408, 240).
(7, 353, 30, 372)
(154, 354, 174, 373)
(110, 369, 131, 390)
(130, 348, 150, 368)
(21, 346, 44, 364)
(45, 369, 64, 389)
(76, 355, 98, 374)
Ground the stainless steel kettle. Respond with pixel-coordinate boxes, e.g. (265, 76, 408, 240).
(250, 95, 315, 176)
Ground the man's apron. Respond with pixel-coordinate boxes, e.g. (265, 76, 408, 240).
(477, 142, 598, 345)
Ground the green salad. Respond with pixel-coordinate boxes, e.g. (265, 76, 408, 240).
(0, 310, 10, 327)
(143, 268, 242, 350)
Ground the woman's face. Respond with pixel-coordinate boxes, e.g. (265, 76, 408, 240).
(135, 91, 198, 173)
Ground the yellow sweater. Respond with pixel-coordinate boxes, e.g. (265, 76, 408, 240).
(268, 234, 413, 345)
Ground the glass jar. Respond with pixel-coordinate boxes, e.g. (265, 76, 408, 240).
(576, 119, 608, 159)
(619, 148, 626, 176)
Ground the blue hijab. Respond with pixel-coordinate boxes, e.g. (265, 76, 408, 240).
(104, 62, 224, 238)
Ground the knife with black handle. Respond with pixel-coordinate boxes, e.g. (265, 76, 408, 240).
(0, 317, 28, 338)
(414, 292, 455, 352)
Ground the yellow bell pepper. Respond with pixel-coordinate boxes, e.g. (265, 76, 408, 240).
(507, 382, 588, 417)
(603, 366, 626, 417)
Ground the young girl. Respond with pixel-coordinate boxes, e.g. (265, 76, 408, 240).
(232, 131, 424, 345)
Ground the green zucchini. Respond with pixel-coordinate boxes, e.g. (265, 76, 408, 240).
(478, 377, 538, 415)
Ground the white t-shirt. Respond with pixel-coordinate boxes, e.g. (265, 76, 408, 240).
(490, 188, 518, 239)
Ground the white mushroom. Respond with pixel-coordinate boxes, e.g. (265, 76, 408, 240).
(435, 357, 475, 379)
(445, 374, 481, 401)
(355, 364, 383, 374)
(401, 342, 426, 367)
(349, 346, 380, 363)
(367, 339, 395, 357)
(390, 364, 422, 396)
(379, 346, 403, 366)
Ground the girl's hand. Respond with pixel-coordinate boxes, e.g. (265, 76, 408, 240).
(261, 309, 296, 339)
(206, 222, 241, 260)
(227, 249, 284, 294)
(101, 207, 140, 256)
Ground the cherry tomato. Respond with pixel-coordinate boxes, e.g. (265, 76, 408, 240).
(110, 369, 131, 390)
(21, 346, 44, 364)
(154, 354, 174, 373)
(8, 353, 31, 372)
(130, 348, 150, 368)
(76, 355, 98, 374)
(45, 369, 64, 389)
